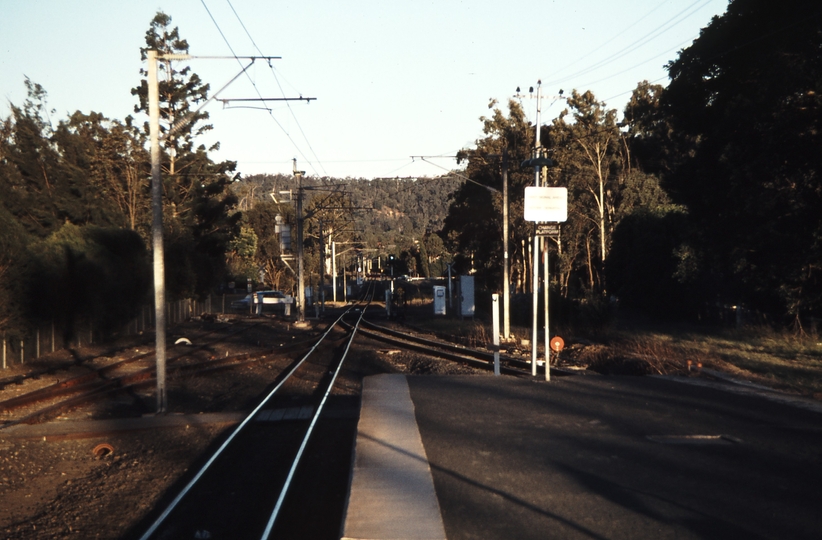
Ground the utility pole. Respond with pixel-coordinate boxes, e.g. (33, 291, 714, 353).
(332, 240, 337, 303)
(148, 50, 167, 414)
(319, 220, 325, 315)
(502, 149, 510, 341)
(294, 160, 306, 323)
(531, 81, 543, 376)
(518, 79, 561, 378)
(146, 52, 296, 413)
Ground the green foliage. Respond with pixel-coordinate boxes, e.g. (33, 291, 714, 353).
(227, 225, 259, 285)
(235, 173, 461, 282)
(547, 90, 623, 292)
(131, 11, 211, 155)
(53, 111, 150, 232)
(0, 205, 32, 337)
(0, 80, 152, 241)
(0, 79, 88, 237)
(243, 201, 288, 289)
(443, 99, 535, 290)
(623, 81, 671, 175)
(25, 224, 150, 341)
(0, 10, 243, 345)
(606, 207, 697, 319)
(662, 0, 822, 321)
(130, 11, 240, 298)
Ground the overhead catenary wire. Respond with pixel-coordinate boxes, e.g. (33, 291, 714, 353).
(507, 1, 719, 123)
(542, 0, 716, 90)
(576, 35, 697, 91)
(412, 156, 499, 194)
(224, 0, 327, 177)
(202, 1, 731, 180)
(548, 0, 673, 80)
(198, 0, 325, 176)
(601, 5, 822, 105)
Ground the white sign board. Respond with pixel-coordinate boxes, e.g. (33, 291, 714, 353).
(524, 187, 567, 222)
(433, 286, 446, 315)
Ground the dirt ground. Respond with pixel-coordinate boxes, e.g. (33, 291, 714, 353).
(3, 303, 808, 539)
(0, 312, 486, 539)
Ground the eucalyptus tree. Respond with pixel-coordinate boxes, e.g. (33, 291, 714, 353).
(547, 90, 622, 292)
(443, 98, 535, 292)
(0, 206, 29, 337)
(243, 200, 294, 291)
(0, 79, 82, 237)
(622, 81, 670, 176)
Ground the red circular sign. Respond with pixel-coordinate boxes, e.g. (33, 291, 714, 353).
(550, 336, 565, 352)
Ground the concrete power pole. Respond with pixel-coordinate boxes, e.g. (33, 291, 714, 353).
(502, 150, 510, 341)
(294, 160, 306, 323)
(148, 50, 167, 413)
(531, 80, 542, 376)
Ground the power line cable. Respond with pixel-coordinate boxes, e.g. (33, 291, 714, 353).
(225, 0, 327, 176)
(549, 0, 673, 80)
(601, 5, 822, 105)
(199, 0, 323, 176)
(543, 0, 714, 89)
(577, 36, 696, 90)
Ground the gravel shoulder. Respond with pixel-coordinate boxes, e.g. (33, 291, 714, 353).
(0, 313, 485, 539)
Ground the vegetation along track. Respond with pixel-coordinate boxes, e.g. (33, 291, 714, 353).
(134, 298, 370, 540)
(0, 319, 318, 429)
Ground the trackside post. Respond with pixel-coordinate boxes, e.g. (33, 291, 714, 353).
(492, 294, 500, 376)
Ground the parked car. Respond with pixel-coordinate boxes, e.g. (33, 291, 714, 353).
(230, 290, 289, 310)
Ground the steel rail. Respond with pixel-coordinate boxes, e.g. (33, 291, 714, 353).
(2, 338, 318, 428)
(0, 322, 260, 416)
(260, 299, 370, 539)
(347, 318, 532, 376)
(356, 316, 574, 377)
(137, 302, 364, 540)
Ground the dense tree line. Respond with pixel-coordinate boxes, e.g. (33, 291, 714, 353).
(0, 12, 239, 343)
(444, 0, 822, 327)
(229, 173, 462, 292)
(2, 0, 818, 347)
(659, 0, 822, 327)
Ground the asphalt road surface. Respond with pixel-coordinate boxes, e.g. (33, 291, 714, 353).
(407, 373, 822, 540)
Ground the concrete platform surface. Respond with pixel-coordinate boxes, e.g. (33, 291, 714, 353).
(407, 374, 822, 540)
(342, 374, 446, 540)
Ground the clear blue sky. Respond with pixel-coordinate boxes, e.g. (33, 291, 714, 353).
(1, 0, 729, 180)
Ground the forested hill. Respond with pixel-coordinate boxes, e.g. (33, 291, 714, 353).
(238, 173, 464, 248)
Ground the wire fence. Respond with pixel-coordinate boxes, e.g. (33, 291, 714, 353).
(1, 294, 247, 370)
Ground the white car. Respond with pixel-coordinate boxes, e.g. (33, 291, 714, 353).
(231, 291, 290, 310)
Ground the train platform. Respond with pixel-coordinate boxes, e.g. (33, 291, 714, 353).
(343, 373, 822, 540)
(341, 374, 446, 540)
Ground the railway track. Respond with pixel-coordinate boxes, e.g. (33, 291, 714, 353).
(0, 319, 316, 429)
(135, 296, 371, 540)
(2, 282, 546, 538)
(354, 317, 545, 376)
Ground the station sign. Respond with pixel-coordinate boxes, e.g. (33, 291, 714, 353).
(524, 187, 567, 222)
(535, 223, 560, 236)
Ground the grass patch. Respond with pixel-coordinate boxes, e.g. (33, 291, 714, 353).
(404, 306, 822, 398)
(591, 322, 822, 397)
